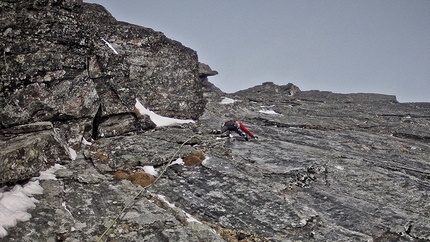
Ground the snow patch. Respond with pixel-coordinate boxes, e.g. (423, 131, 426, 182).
(220, 97, 236, 104)
(0, 184, 40, 237)
(155, 194, 201, 224)
(259, 105, 282, 115)
(134, 99, 194, 126)
(62, 202, 74, 219)
(156, 194, 175, 208)
(170, 158, 184, 166)
(216, 134, 233, 140)
(185, 211, 202, 224)
(68, 147, 77, 161)
(22, 180, 43, 196)
(143, 166, 158, 177)
(0, 164, 66, 237)
(81, 137, 92, 146)
(33, 164, 65, 181)
(101, 38, 119, 54)
(259, 110, 281, 115)
(201, 156, 210, 166)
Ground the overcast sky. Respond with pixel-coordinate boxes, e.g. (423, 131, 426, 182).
(86, 0, 429, 103)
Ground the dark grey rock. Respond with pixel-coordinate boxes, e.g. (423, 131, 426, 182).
(0, 0, 209, 143)
(96, 113, 156, 139)
(0, 122, 69, 185)
(199, 63, 219, 77)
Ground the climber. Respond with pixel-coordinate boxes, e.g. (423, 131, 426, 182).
(212, 120, 258, 141)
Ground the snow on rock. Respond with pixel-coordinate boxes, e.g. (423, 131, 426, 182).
(0, 164, 66, 238)
(33, 164, 66, 180)
(134, 99, 194, 126)
(156, 194, 175, 208)
(185, 211, 202, 224)
(22, 180, 44, 196)
(68, 147, 77, 161)
(81, 137, 92, 146)
(201, 156, 210, 166)
(143, 166, 158, 177)
(259, 105, 281, 115)
(220, 97, 237, 104)
(216, 134, 233, 140)
(0, 182, 42, 238)
(259, 110, 281, 115)
(155, 194, 201, 224)
(169, 158, 184, 166)
(101, 38, 119, 54)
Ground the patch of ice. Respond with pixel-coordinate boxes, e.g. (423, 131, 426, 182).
(220, 97, 236, 104)
(134, 99, 194, 126)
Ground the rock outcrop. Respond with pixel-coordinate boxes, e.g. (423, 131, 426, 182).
(1, 1, 430, 242)
(1, 0, 210, 184)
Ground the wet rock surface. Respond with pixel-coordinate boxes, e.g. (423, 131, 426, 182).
(1, 1, 430, 241)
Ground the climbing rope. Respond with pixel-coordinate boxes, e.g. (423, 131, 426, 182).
(96, 135, 195, 242)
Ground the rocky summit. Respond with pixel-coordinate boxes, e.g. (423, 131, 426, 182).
(1, 1, 430, 242)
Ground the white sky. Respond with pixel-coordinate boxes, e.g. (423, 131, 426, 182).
(86, 0, 430, 102)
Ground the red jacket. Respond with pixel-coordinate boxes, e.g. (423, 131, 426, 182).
(238, 122, 255, 138)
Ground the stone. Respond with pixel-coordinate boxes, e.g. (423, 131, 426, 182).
(0, 122, 69, 185)
(199, 63, 219, 77)
(95, 113, 156, 138)
(183, 151, 206, 166)
(113, 169, 156, 188)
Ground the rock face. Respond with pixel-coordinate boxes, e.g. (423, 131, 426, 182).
(0, 122, 69, 184)
(1, 0, 205, 129)
(1, 1, 430, 242)
(0, 0, 210, 185)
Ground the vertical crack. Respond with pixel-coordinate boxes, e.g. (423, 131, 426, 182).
(92, 104, 102, 140)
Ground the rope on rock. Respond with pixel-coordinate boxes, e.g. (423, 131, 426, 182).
(96, 135, 195, 242)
